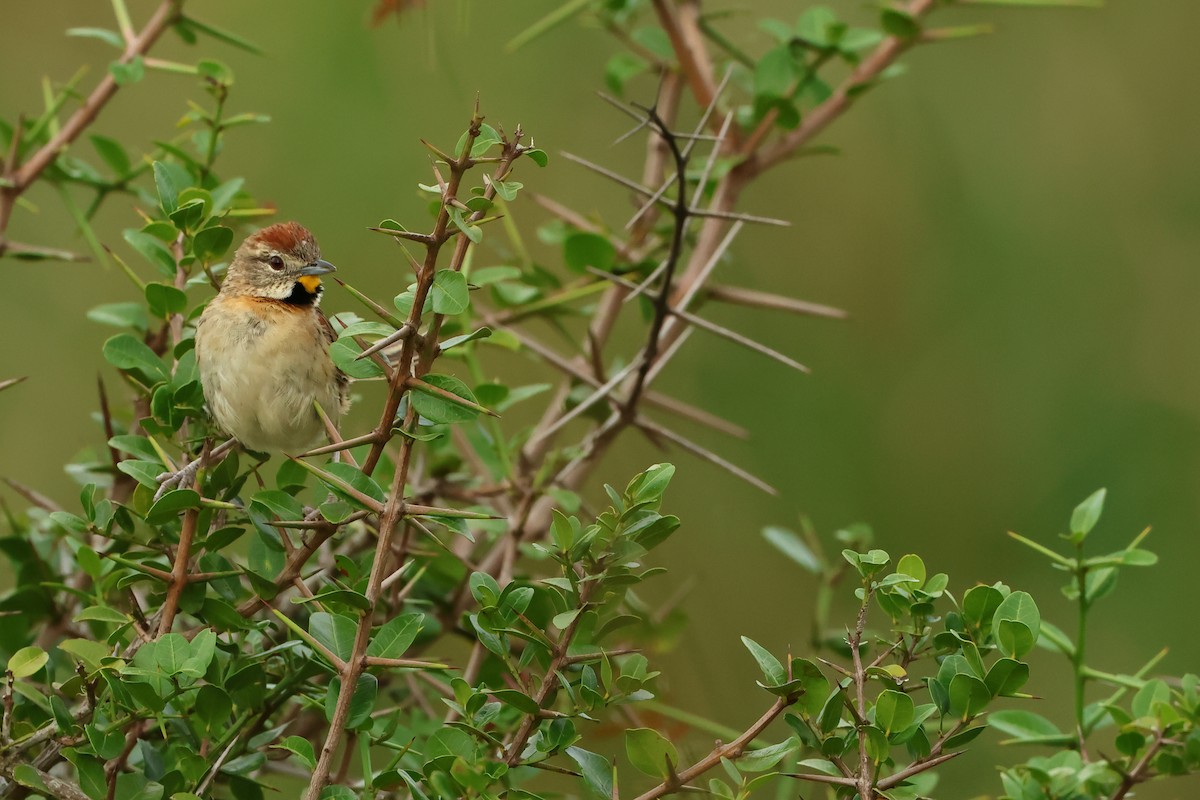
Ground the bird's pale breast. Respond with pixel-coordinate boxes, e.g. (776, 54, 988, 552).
(196, 296, 343, 453)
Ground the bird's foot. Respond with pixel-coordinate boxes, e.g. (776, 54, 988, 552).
(154, 457, 202, 501)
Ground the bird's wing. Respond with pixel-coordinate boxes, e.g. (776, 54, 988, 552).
(317, 308, 352, 412)
(316, 307, 337, 346)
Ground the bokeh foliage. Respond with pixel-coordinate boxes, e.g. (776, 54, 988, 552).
(1, 1, 1197, 799)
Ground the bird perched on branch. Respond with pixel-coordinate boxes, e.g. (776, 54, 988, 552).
(195, 221, 349, 453)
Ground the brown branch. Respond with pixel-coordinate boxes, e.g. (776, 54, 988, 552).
(624, 107, 690, 412)
(876, 750, 964, 791)
(650, 0, 717, 131)
(305, 114, 528, 799)
(157, 440, 205, 635)
(747, 0, 937, 179)
(0, 0, 182, 241)
(503, 581, 595, 766)
(1108, 730, 1166, 800)
(849, 586, 874, 800)
(632, 697, 789, 800)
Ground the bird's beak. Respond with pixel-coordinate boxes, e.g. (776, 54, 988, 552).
(299, 259, 337, 276)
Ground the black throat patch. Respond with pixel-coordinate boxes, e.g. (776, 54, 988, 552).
(281, 281, 322, 306)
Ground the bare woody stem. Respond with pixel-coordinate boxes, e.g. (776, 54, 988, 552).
(1108, 730, 1166, 800)
(502, 581, 595, 766)
(507, 0, 950, 543)
(304, 116, 528, 799)
(623, 109, 689, 413)
(849, 585, 875, 800)
(157, 507, 198, 635)
(632, 697, 790, 800)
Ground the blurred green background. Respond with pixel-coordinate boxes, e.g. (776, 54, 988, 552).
(1, 1, 1197, 795)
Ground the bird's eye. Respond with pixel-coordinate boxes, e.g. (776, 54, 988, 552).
(268, 255, 284, 270)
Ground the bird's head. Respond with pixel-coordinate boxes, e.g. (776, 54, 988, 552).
(222, 222, 336, 305)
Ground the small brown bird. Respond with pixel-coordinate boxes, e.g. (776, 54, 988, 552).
(195, 222, 349, 453)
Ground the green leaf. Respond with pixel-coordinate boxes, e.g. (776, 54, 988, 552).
(88, 302, 148, 331)
(103, 334, 168, 382)
(626, 728, 678, 778)
(411, 374, 483, 424)
(817, 687, 844, 733)
(984, 658, 1030, 697)
(366, 613, 424, 659)
(1069, 488, 1106, 541)
(309, 612, 358, 662)
(109, 55, 145, 85)
(320, 462, 387, 505)
(491, 689, 540, 714)
(145, 282, 187, 319)
(117, 459, 164, 488)
(449, 207, 481, 243)
(1116, 548, 1157, 566)
(895, 554, 926, 587)
(741, 636, 786, 686)
(123, 229, 176, 276)
(627, 462, 675, 504)
(988, 710, 1070, 744)
(606, 51, 648, 95)
(754, 45, 796, 101)
(8, 646, 48, 678)
(59, 639, 112, 669)
(330, 339, 386, 380)
(318, 500, 355, 523)
(469, 265, 522, 286)
(196, 58, 235, 85)
(796, 758, 842, 777)
(193, 226, 234, 261)
(90, 134, 131, 175)
(75, 606, 129, 625)
(155, 633, 190, 675)
(439, 326, 492, 352)
(1083, 565, 1118, 604)
(325, 673, 377, 730)
(948, 673, 991, 719)
(273, 735, 316, 769)
(843, 548, 890, 578)
(875, 689, 914, 734)
(961, 584, 1004, 628)
(563, 232, 617, 273)
(1131, 679, 1170, 719)
(178, 187, 212, 220)
(796, 7, 843, 47)
(250, 489, 305, 520)
(992, 591, 1041, 658)
(565, 746, 613, 799)
(86, 724, 125, 760)
(145, 489, 200, 524)
(293, 588, 369, 612)
(736, 737, 799, 772)
(431, 269, 470, 315)
(525, 148, 550, 167)
(210, 177, 244, 213)
(880, 9, 920, 38)
(11, 765, 50, 792)
(153, 161, 179, 213)
(762, 527, 821, 572)
(492, 179, 524, 202)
